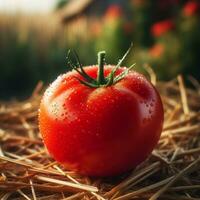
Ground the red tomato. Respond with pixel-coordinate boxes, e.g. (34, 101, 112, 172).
(39, 51, 164, 177)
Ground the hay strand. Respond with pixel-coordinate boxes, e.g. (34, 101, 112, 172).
(0, 75, 200, 199)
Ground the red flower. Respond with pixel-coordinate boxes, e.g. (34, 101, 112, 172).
(105, 5, 122, 20)
(149, 44, 165, 58)
(183, 1, 200, 17)
(151, 20, 174, 37)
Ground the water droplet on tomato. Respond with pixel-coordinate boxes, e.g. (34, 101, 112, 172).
(61, 79, 67, 84)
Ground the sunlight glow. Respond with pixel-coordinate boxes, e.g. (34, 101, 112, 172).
(0, 0, 57, 13)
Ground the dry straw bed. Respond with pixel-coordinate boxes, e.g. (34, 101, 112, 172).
(0, 73, 200, 200)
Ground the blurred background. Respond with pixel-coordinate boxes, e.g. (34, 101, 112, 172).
(0, 0, 200, 99)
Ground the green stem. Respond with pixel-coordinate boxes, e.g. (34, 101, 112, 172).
(97, 51, 106, 84)
(66, 45, 134, 88)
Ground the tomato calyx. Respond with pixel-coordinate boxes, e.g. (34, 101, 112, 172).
(66, 44, 135, 88)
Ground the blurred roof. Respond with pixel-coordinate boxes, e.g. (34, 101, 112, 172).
(57, 0, 95, 22)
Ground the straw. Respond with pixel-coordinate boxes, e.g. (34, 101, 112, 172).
(0, 75, 200, 199)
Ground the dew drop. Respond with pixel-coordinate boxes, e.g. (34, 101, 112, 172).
(61, 79, 67, 84)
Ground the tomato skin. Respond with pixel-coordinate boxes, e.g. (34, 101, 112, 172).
(39, 66, 164, 177)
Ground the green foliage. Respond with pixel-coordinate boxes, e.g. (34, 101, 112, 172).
(95, 19, 132, 63)
(131, 1, 155, 47)
(127, 0, 200, 80)
(0, 0, 200, 99)
(178, 16, 200, 77)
